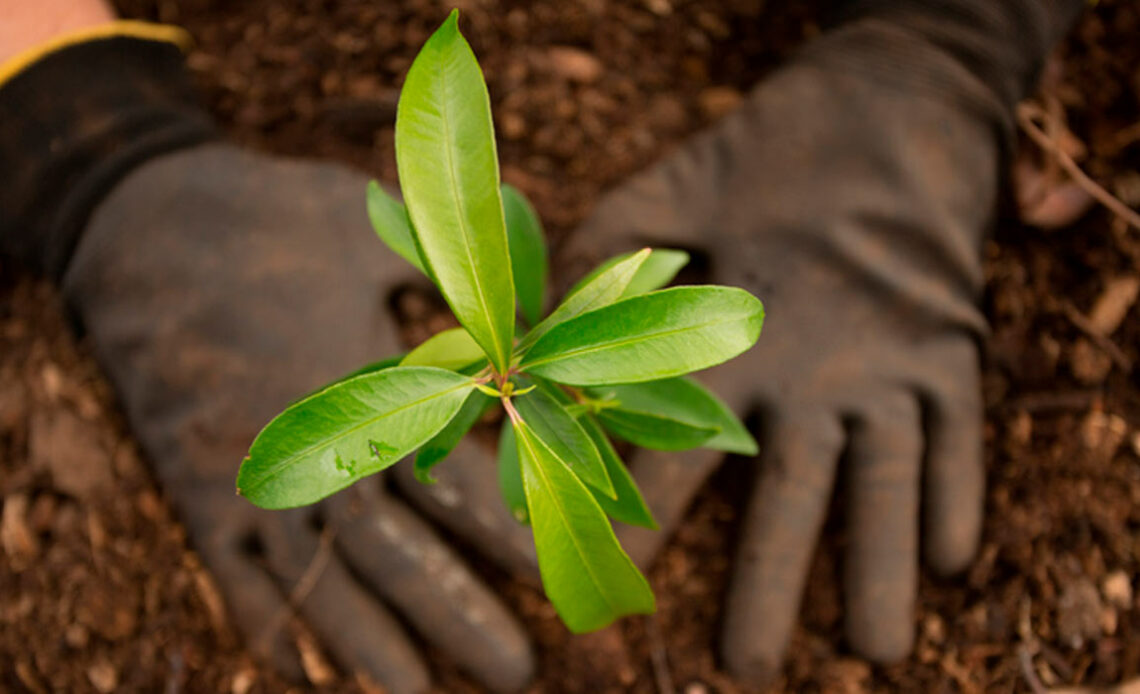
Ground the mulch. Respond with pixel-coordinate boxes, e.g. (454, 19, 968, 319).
(2, 0, 1139, 691)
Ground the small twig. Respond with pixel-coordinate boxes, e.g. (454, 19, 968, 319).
(286, 525, 336, 607)
(256, 525, 337, 653)
(1018, 103, 1140, 233)
(1057, 299, 1133, 372)
(1020, 644, 1050, 694)
(1043, 94, 1065, 182)
(646, 616, 676, 694)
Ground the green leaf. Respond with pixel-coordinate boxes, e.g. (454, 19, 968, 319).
(530, 378, 657, 528)
(596, 407, 718, 451)
(238, 367, 475, 509)
(622, 249, 689, 297)
(590, 377, 757, 454)
(518, 248, 651, 352)
(497, 422, 528, 524)
(512, 384, 615, 498)
(502, 184, 548, 327)
(414, 391, 494, 483)
(580, 415, 658, 529)
(366, 181, 426, 275)
(395, 10, 515, 373)
(400, 327, 486, 371)
(513, 419, 655, 632)
(521, 286, 763, 386)
(567, 248, 689, 298)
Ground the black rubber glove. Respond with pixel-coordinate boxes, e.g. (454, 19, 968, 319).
(1, 32, 533, 694)
(561, 0, 1083, 684)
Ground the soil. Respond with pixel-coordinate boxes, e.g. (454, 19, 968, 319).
(3, 1, 1140, 693)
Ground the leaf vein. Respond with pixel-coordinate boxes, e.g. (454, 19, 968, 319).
(518, 427, 620, 617)
(432, 45, 505, 370)
(245, 379, 473, 493)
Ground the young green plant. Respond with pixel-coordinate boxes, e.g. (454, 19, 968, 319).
(236, 9, 764, 633)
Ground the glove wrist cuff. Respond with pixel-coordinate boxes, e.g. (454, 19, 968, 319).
(0, 24, 217, 278)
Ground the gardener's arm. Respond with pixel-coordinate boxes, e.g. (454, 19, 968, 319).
(534, 0, 1083, 684)
(0, 6, 534, 693)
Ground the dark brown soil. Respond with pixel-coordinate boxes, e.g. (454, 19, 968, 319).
(4, 1, 1140, 692)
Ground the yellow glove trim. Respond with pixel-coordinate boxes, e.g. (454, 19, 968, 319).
(0, 20, 191, 90)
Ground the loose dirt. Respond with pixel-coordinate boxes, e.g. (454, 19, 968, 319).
(3, 1, 1139, 692)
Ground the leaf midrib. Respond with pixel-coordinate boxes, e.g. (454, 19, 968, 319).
(518, 425, 621, 619)
(432, 43, 505, 371)
(523, 308, 753, 370)
(245, 379, 473, 493)
(600, 409, 718, 438)
(522, 255, 641, 350)
(520, 395, 611, 494)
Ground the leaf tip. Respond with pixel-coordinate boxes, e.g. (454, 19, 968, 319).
(739, 436, 760, 456)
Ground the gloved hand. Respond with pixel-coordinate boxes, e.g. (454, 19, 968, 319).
(65, 144, 534, 693)
(560, 0, 1083, 684)
(0, 30, 533, 693)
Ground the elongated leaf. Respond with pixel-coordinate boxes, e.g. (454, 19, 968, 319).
(580, 415, 658, 529)
(622, 249, 689, 297)
(502, 184, 548, 326)
(512, 385, 614, 497)
(521, 286, 763, 386)
(596, 408, 718, 451)
(401, 327, 486, 371)
(518, 248, 650, 352)
(395, 10, 515, 373)
(514, 420, 655, 632)
(590, 377, 757, 454)
(497, 422, 528, 523)
(567, 248, 689, 298)
(414, 391, 494, 483)
(366, 181, 426, 274)
(532, 378, 658, 528)
(238, 367, 475, 509)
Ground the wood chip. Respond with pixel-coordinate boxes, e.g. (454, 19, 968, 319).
(29, 409, 114, 500)
(230, 666, 256, 694)
(699, 86, 742, 121)
(15, 661, 48, 694)
(548, 47, 603, 83)
(1, 494, 39, 570)
(1102, 571, 1133, 609)
(1080, 411, 1129, 461)
(1088, 275, 1140, 336)
(87, 660, 119, 693)
(1070, 338, 1113, 384)
(193, 564, 229, 635)
(295, 625, 336, 686)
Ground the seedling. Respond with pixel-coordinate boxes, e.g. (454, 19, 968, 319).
(236, 10, 763, 633)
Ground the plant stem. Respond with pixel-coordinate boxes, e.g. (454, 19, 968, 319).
(502, 395, 522, 424)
